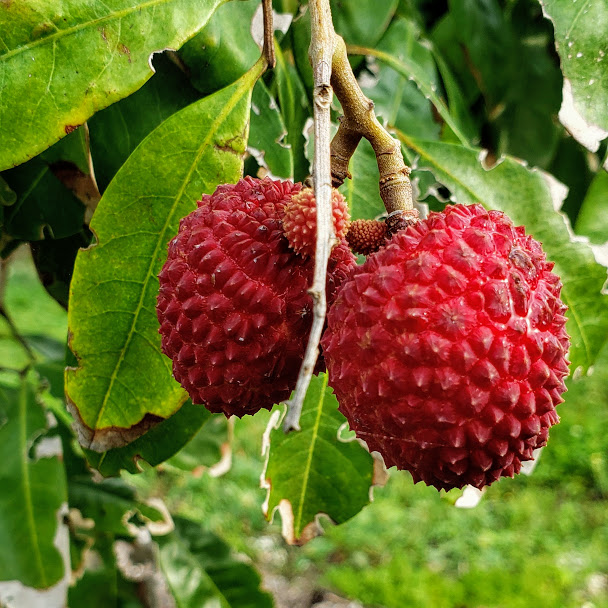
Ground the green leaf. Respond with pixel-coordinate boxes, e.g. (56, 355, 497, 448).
(0, 378, 68, 588)
(40, 126, 91, 176)
(361, 18, 442, 141)
(339, 138, 386, 221)
(66, 60, 264, 452)
(167, 414, 230, 473)
(178, 0, 260, 97)
(540, 0, 608, 132)
(1, 157, 85, 240)
(249, 81, 294, 179)
(30, 229, 93, 310)
(397, 134, 608, 373)
(332, 0, 399, 48)
(0, 175, 17, 207)
(349, 37, 471, 146)
(262, 374, 375, 545)
(88, 52, 202, 192)
(84, 401, 212, 476)
(159, 517, 274, 608)
(275, 44, 311, 182)
(0, 0, 225, 170)
(68, 476, 164, 536)
(575, 169, 608, 245)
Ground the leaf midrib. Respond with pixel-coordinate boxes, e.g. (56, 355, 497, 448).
(294, 373, 327, 536)
(19, 381, 48, 587)
(0, 0, 180, 63)
(90, 62, 260, 431)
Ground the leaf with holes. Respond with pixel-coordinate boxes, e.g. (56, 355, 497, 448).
(540, 0, 608, 140)
(0, 378, 68, 589)
(397, 134, 608, 373)
(84, 401, 213, 476)
(0, 0, 225, 170)
(66, 61, 264, 452)
(262, 373, 375, 545)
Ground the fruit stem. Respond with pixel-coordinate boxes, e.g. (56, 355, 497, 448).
(262, 0, 276, 69)
(283, 0, 336, 433)
(283, 0, 415, 432)
(330, 37, 414, 215)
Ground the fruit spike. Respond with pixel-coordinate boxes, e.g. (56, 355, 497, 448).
(346, 218, 388, 255)
(321, 203, 570, 491)
(157, 176, 356, 417)
(282, 187, 350, 257)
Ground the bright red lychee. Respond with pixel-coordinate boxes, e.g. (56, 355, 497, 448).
(282, 188, 350, 257)
(157, 176, 356, 417)
(321, 203, 570, 491)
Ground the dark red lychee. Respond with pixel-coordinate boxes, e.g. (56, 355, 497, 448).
(321, 203, 570, 491)
(157, 176, 356, 417)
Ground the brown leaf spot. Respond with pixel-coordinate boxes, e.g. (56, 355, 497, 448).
(118, 43, 132, 63)
(64, 124, 79, 134)
(66, 396, 165, 452)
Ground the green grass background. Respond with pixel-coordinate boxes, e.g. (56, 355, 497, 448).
(3, 248, 608, 608)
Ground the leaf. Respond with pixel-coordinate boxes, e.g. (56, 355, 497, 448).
(275, 44, 311, 182)
(0, 175, 16, 207)
(68, 477, 164, 536)
(262, 374, 375, 546)
(30, 229, 93, 310)
(0, 378, 68, 589)
(249, 81, 294, 179)
(361, 18, 442, 141)
(1, 157, 85, 240)
(178, 0, 260, 97)
(88, 52, 202, 192)
(348, 39, 471, 145)
(159, 517, 274, 608)
(40, 127, 91, 176)
(84, 401, 213, 476)
(66, 60, 265, 452)
(339, 138, 386, 221)
(575, 169, 608, 245)
(167, 414, 231, 474)
(540, 0, 608, 136)
(331, 0, 399, 48)
(0, 0, 225, 170)
(397, 133, 608, 373)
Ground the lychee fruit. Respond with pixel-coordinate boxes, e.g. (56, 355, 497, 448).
(157, 176, 356, 417)
(282, 187, 350, 257)
(321, 203, 570, 491)
(346, 219, 387, 255)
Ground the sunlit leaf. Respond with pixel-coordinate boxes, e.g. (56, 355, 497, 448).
(0, 0, 225, 170)
(262, 374, 375, 545)
(540, 0, 608, 134)
(66, 61, 264, 452)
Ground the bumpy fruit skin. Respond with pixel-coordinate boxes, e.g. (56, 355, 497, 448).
(282, 188, 350, 257)
(322, 204, 569, 491)
(346, 219, 387, 255)
(157, 177, 356, 417)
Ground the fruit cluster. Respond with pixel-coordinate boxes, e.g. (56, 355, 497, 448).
(157, 177, 569, 490)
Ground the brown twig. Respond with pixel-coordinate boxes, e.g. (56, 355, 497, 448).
(283, 0, 336, 432)
(282, 0, 415, 432)
(331, 36, 413, 215)
(262, 0, 276, 69)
